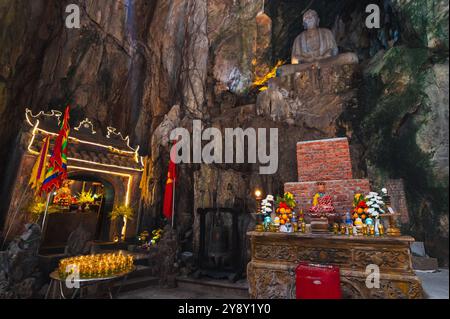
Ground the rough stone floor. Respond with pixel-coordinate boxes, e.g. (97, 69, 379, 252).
(119, 285, 248, 299)
(416, 269, 449, 299)
(118, 269, 449, 299)
(118, 278, 249, 299)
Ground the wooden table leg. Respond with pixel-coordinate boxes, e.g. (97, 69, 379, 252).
(44, 279, 54, 299)
(112, 274, 129, 299)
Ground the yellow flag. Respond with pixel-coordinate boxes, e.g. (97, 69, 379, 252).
(139, 156, 152, 205)
(29, 135, 51, 193)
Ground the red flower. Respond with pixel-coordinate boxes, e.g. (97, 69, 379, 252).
(358, 201, 367, 208)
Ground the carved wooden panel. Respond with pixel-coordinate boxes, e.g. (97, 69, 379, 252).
(248, 262, 423, 299)
(352, 248, 412, 272)
(247, 232, 423, 299)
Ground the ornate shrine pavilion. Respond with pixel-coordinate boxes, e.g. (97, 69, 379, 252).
(2, 109, 144, 245)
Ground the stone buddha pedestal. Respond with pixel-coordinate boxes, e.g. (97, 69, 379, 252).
(278, 9, 358, 77)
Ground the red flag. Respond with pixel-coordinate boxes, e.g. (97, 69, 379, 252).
(50, 106, 70, 176)
(163, 156, 176, 220)
(163, 144, 177, 219)
(41, 106, 70, 194)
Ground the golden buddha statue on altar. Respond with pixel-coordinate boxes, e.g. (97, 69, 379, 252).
(309, 182, 336, 217)
(278, 9, 358, 77)
(307, 182, 337, 233)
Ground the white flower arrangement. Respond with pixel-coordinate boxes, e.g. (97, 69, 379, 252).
(365, 192, 385, 219)
(261, 195, 274, 215)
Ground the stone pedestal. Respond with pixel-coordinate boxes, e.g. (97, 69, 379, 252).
(256, 64, 359, 132)
(247, 231, 423, 299)
(310, 217, 329, 233)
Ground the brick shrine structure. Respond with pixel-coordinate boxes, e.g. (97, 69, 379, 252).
(285, 137, 370, 215)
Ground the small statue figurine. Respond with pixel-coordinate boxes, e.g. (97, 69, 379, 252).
(378, 223, 385, 236)
(381, 188, 402, 236)
(354, 217, 363, 232)
(298, 209, 305, 223)
(333, 223, 339, 235)
(285, 223, 294, 233)
(309, 182, 336, 216)
(273, 217, 281, 232)
(263, 215, 272, 231)
(365, 216, 374, 227)
(307, 182, 337, 233)
(362, 224, 368, 236)
(278, 9, 358, 76)
(340, 224, 346, 235)
(301, 222, 307, 233)
(348, 226, 353, 236)
(255, 224, 264, 232)
(291, 212, 298, 232)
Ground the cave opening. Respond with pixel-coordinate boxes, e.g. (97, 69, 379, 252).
(39, 174, 115, 251)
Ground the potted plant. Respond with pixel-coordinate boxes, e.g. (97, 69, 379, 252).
(27, 197, 58, 223)
(109, 205, 134, 241)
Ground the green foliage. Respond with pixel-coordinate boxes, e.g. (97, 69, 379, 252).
(393, 0, 449, 49)
(349, 44, 449, 263)
(27, 197, 58, 223)
(275, 192, 296, 209)
(109, 205, 134, 221)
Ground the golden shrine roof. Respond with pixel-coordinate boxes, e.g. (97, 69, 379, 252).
(25, 109, 143, 172)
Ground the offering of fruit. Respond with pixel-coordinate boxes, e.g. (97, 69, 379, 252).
(353, 193, 368, 224)
(275, 192, 297, 230)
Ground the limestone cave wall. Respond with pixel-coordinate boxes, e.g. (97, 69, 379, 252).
(354, 4, 449, 264)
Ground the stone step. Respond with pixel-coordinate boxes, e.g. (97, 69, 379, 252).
(113, 275, 159, 294)
(410, 242, 427, 257)
(176, 277, 249, 298)
(113, 266, 158, 294)
(127, 265, 154, 279)
(413, 256, 439, 271)
(39, 241, 131, 255)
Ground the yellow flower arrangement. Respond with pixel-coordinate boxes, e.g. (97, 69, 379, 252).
(109, 205, 134, 221)
(77, 189, 96, 205)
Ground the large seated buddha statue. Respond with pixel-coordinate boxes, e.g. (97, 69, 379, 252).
(278, 9, 358, 77)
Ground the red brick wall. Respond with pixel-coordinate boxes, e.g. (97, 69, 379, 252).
(297, 138, 353, 182)
(285, 179, 371, 214)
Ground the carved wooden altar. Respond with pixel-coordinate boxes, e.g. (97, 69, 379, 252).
(247, 231, 423, 299)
